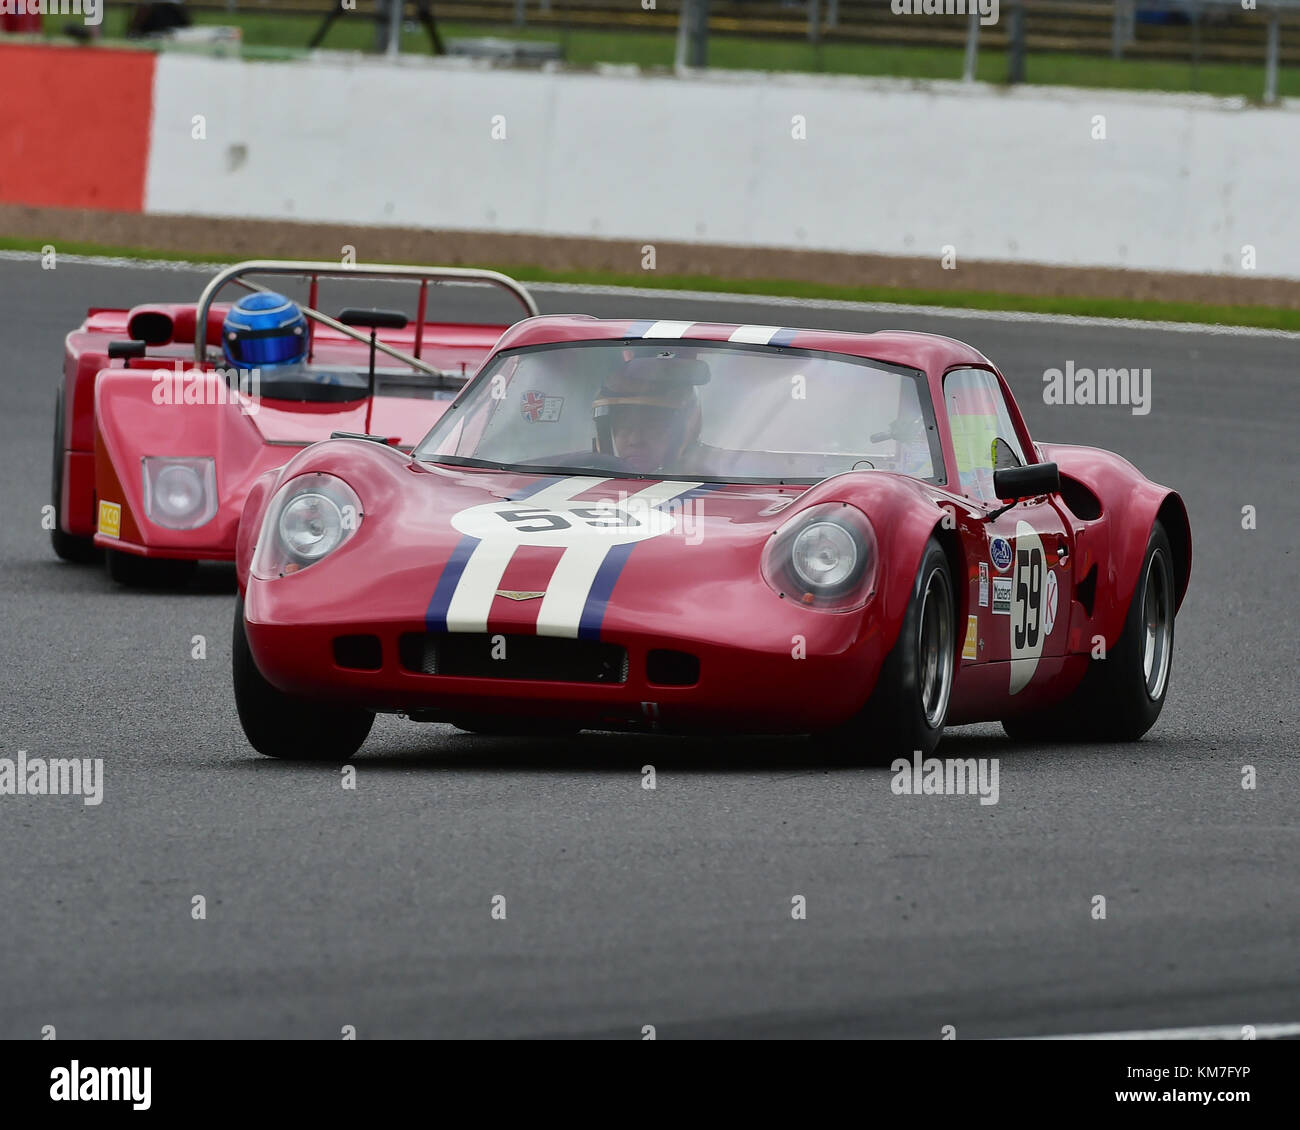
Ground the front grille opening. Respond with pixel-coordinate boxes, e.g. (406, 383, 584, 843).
(333, 634, 383, 671)
(399, 632, 628, 684)
(646, 649, 700, 687)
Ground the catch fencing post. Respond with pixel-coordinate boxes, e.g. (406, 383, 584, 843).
(1264, 8, 1281, 104)
(962, 9, 980, 81)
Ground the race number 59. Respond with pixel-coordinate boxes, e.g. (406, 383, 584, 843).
(1014, 546, 1043, 651)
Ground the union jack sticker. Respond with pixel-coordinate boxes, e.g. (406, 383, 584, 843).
(521, 390, 564, 422)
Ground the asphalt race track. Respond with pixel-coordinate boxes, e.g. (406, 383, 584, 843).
(1, 257, 1296, 1039)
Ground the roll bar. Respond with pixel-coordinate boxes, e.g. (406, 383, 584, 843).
(193, 260, 539, 373)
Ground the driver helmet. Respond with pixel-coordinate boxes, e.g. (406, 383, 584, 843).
(592, 353, 706, 469)
(221, 292, 308, 370)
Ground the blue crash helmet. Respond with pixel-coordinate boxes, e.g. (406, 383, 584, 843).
(221, 292, 308, 369)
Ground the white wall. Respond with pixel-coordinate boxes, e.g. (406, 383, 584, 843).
(146, 55, 1300, 278)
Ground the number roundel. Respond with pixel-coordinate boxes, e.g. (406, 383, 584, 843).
(450, 498, 677, 548)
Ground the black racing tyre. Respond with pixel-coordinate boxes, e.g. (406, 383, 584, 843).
(835, 537, 956, 763)
(232, 595, 373, 761)
(1002, 520, 1175, 743)
(105, 548, 198, 589)
(49, 387, 98, 564)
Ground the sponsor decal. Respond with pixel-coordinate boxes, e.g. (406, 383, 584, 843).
(990, 536, 1013, 572)
(1042, 568, 1059, 635)
(962, 615, 978, 661)
(521, 390, 564, 422)
(1009, 521, 1047, 694)
(97, 500, 121, 539)
(978, 561, 989, 607)
(991, 576, 1012, 615)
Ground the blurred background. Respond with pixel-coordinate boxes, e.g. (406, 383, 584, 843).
(5, 0, 1299, 101)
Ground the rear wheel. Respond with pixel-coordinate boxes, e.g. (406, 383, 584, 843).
(49, 388, 97, 564)
(1002, 520, 1175, 743)
(232, 595, 374, 761)
(105, 548, 197, 589)
(833, 537, 956, 763)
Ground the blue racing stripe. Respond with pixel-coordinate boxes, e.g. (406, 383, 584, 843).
(507, 475, 564, 501)
(426, 535, 481, 632)
(577, 541, 637, 641)
(622, 320, 655, 339)
(575, 484, 725, 640)
(769, 327, 799, 347)
(425, 476, 562, 633)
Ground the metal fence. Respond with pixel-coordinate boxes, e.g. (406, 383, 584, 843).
(110, 1, 1299, 98)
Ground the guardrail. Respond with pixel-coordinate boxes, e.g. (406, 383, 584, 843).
(161, 0, 1300, 64)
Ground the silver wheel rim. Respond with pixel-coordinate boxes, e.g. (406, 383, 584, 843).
(917, 567, 954, 728)
(1142, 549, 1172, 701)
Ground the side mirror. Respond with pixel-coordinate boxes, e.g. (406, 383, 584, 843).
(993, 461, 1059, 502)
(107, 341, 148, 362)
(338, 308, 409, 331)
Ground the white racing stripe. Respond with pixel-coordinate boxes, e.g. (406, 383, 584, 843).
(534, 479, 703, 638)
(443, 539, 518, 633)
(728, 324, 783, 344)
(641, 320, 696, 338)
(445, 476, 602, 633)
(1025, 1021, 1300, 1041)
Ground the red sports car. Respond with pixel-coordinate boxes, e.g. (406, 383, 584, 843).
(50, 260, 538, 586)
(232, 317, 1191, 761)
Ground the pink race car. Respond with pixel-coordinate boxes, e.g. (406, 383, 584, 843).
(50, 259, 537, 586)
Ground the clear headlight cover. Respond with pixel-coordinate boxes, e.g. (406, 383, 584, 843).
(761, 501, 878, 612)
(141, 456, 217, 529)
(253, 472, 363, 577)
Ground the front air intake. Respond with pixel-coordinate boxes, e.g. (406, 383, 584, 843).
(399, 633, 628, 684)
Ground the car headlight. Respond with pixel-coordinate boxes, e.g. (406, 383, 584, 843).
(791, 521, 859, 590)
(141, 456, 217, 529)
(253, 472, 363, 577)
(762, 502, 877, 612)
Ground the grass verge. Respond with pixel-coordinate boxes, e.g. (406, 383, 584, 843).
(3, 235, 1296, 330)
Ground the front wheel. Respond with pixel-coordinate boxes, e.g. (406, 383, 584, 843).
(49, 387, 97, 564)
(232, 595, 373, 761)
(1002, 520, 1175, 743)
(832, 537, 956, 763)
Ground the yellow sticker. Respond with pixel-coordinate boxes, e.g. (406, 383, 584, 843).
(97, 500, 122, 539)
(962, 614, 978, 661)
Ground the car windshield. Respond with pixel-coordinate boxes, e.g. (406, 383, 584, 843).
(413, 339, 941, 483)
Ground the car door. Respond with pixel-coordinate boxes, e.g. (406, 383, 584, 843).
(942, 367, 1074, 697)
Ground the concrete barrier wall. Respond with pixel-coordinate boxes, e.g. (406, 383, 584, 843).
(6, 45, 1299, 279)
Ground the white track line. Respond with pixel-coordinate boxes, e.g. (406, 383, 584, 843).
(4, 249, 1298, 340)
(1027, 1022, 1300, 1041)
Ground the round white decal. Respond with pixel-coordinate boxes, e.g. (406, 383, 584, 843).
(450, 496, 678, 548)
(1042, 568, 1059, 636)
